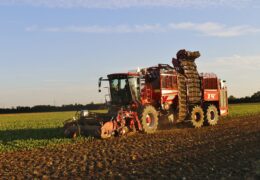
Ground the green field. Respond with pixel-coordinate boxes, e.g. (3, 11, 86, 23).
(227, 103, 260, 118)
(0, 104, 260, 152)
(0, 111, 75, 152)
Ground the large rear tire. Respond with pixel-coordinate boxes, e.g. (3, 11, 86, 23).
(205, 104, 219, 126)
(191, 106, 204, 128)
(141, 105, 159, 134)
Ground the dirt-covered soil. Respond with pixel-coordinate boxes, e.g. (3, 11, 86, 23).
(0, 115, 259, 179)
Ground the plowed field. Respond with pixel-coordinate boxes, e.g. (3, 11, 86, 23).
(1, 115, 259, 179)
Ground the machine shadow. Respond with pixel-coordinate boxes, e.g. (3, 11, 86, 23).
(0, 127, 64, 142)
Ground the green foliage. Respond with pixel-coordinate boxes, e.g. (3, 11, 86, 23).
(251, 91, 260, 101)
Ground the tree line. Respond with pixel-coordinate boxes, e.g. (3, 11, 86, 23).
(0, 103, 106, 114)
(228, 91, 260, 104)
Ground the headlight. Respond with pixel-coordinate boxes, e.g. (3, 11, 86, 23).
(81, 110, 89, 117)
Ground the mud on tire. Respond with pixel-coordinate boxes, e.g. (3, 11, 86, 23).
(177, 73, 187, 122)
(205, 104, 219, 126)
(191, 106, 204, 128)
(141, 105, 159, 134)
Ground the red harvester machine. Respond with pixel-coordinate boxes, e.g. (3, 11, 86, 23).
(64, 50, 228, 138)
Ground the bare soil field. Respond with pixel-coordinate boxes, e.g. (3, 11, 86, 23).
(0, 115, 259, 179)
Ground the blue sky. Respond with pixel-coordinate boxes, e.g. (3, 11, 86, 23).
(0, 0, 260, 107)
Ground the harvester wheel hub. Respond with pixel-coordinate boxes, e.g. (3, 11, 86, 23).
(146, 114, 154, 127)
(194, 112, 201, 122)
(210, 111, 215, 120)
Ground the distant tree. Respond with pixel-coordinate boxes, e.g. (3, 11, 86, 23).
(251, 91, 260, 102)
(228, 95, 236, 101)
(228, 95, 239, 103)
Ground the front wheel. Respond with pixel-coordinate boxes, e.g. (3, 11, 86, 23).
(141, 105, 159, 134)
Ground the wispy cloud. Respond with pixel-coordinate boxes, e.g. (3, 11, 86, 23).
(25, 22, 260, 37)
(217, 55, 260, 70)
(25, 24, 164, 33)
(0, 0, 256, 9)
(202, 54, 260, 70)
(170, 22, 260, 37)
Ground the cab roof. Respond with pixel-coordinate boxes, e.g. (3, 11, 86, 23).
(107, 72, 139, 79)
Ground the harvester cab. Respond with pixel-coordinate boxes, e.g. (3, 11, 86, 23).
(99, 73, 141, 107)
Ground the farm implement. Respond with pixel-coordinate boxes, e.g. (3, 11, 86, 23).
(64, 50, 228, 138)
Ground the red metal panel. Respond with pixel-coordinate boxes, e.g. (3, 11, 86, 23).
(204, 90, 219, 101)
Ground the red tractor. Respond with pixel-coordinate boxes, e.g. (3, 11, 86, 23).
(64, 50, 228, 138)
